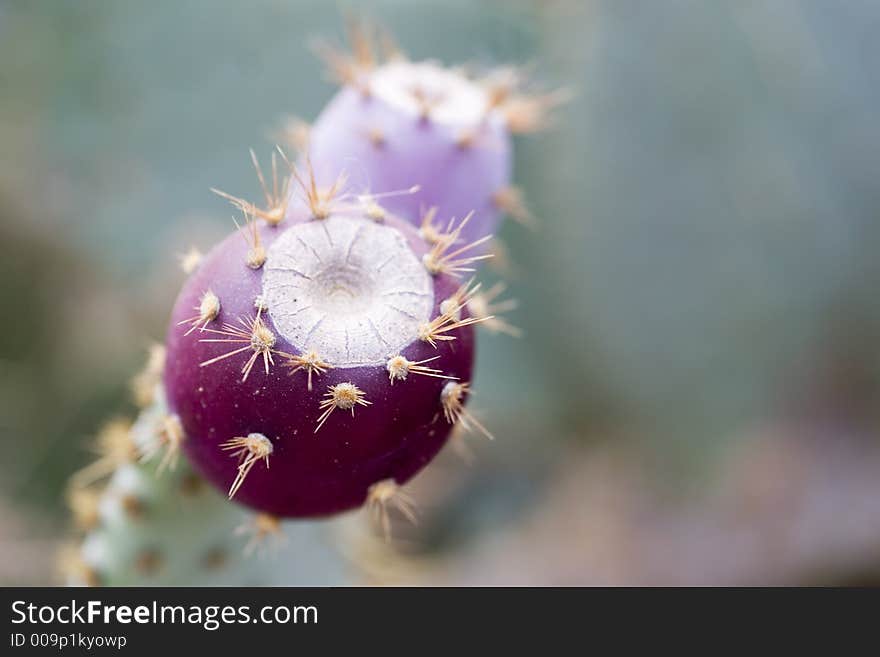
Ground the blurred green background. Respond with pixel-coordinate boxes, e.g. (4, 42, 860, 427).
(3, 0, 880, 585)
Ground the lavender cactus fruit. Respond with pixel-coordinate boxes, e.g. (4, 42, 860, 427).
(302, 64, 510, 243)
(164, 189, 491, 518)
(278, 24, 562, 244)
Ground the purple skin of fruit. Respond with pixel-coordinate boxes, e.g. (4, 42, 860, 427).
(164, 207, 475, 517)
(297, 62, 512, 245)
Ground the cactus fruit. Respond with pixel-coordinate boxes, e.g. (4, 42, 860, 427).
(263, 23, 563, 246)
(301, 62, 509, 245)
(164, 191, 490, 518)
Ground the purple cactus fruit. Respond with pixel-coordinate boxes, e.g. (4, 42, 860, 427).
(301, 62, 509, 244)
(164, 191, 492, 518)
(291, 25, 563, 245)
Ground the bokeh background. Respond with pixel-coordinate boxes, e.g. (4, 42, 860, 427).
(3, 0, 880, 585)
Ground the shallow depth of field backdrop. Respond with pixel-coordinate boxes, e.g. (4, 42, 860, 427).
(3, 0, 880, 585)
